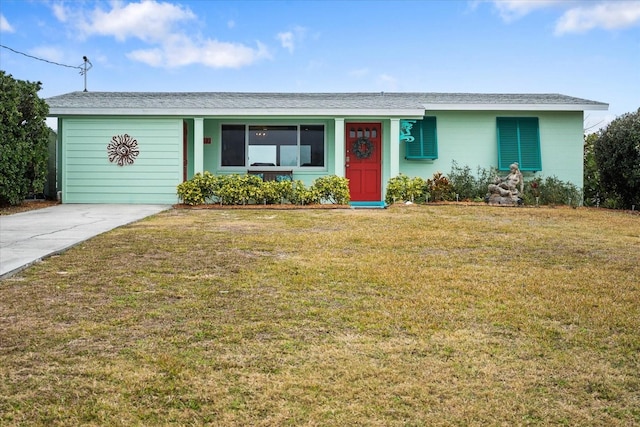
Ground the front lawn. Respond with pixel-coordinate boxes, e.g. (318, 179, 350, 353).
(1, 205, 638, 425)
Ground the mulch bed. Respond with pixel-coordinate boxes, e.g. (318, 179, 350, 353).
(0, 200, 60, 215)
(173, 203, 351, 210)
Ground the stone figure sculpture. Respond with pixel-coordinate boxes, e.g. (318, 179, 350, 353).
(487, 162, 524, 205)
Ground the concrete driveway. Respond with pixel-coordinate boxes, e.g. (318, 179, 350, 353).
(0, 204, 170, 278)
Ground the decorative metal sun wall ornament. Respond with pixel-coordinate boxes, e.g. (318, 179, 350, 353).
(107, 134, 139, 166)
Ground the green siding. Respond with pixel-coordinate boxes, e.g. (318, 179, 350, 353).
(399, 111, 583, 188)
(61, 118, 182, 203)
(57, 111, 584, 204)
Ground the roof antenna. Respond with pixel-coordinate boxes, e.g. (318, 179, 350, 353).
(80, 56, 92, 92)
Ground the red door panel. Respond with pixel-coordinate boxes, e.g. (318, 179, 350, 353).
(345, 123, 382, 201)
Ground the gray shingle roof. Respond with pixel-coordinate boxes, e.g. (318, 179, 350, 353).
(46, 91, 608, 115)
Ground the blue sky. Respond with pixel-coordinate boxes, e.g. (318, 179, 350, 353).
(1, 0, 639, 132)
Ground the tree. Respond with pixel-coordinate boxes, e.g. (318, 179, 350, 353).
(594, 108, 640, 209)
(0, 71, 50, 206)
(583, 133, 602, 206)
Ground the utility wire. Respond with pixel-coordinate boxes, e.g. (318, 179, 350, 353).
(0, 44, 83, 71)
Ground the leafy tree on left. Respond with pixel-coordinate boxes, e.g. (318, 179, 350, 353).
(0, 71, 50, 206)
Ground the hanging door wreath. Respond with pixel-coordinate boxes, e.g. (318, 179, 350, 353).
(352, 137, 374, 159)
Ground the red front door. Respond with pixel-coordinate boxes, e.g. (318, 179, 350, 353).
(345, 123, 382, 201)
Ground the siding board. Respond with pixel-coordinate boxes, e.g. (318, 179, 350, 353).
(62, 118, 182, 203)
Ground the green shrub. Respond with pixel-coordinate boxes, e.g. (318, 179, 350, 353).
(259, 181, 284, 204)
(177, 173, 348, 206)
(0, 72, 50, 206)
(215, 174, 264, 205)
(177, 179, 205, 205)
(594, 108, 640, 209)
(385, 174, 427, 204)
(449, 161, 497, 201)
(312, 175, 350, 204)
(289, 180, 319, 205)
(521, 176, 582, 207)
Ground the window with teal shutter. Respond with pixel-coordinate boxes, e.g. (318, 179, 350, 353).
(497, 117, 541, 171)
(401, 117, 437, 159)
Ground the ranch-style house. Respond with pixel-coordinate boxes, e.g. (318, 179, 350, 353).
(46, 91, 608, 204)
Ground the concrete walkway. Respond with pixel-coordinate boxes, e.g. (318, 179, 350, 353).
(0, 204, 170, 279)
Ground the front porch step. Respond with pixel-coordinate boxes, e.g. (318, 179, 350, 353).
(349, 201, 387, 209)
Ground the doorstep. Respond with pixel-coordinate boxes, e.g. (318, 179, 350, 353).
(349, 201, 388, 209)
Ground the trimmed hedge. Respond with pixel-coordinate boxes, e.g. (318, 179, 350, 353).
(177, 172, 350, 206)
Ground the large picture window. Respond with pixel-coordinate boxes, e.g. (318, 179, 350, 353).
(496, 117, 541, 171)
(221, 124, 325, 168)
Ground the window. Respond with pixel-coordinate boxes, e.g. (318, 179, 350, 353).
(221, 125, 245, 166)
(300, 125, 325, 166)
(221, 124, 325, 168)
(496, 117, 541, 171)
(400, 117, 437, 159)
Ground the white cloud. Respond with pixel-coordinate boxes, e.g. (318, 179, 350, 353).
(349, 68, 370, 78)
(51, 3, 68, 23)
(51, 0, 270, 69)
(490, 0, 562, 22)
(127, 48, 164, 67)
(29, 46, 65, 63)
(79, 0, 196, 42)
(128, 34, 271, 68)
(276, 26, 307, 53)
(485, 0, 640, 34)
(277, 31, 295, 53)
(1, 14, 15, 32)
(377, 73, 398, 91)
(555, 1, 640, 35)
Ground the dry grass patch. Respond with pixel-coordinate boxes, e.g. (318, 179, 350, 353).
(1, 205, 638, 425)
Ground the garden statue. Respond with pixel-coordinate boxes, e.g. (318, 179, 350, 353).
(486, 162, 524, 205)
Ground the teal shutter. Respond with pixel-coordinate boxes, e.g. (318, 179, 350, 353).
(497, 118, 519, 170)
(403, 117, 438, 159)
(422, 117, 437, 158)
(518, 118, 541, 171)
(497, 117, 541, 171)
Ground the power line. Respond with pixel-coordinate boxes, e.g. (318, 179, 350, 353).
(0, 44, 83, 70)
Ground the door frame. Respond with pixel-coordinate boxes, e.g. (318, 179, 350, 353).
(345, 122, 382, 202)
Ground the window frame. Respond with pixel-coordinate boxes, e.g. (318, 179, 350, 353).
(496, 117, 542, 172)
(219, 122, 327, 170)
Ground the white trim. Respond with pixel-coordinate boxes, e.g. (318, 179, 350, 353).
(334, 119, 345, 177)
(389, 119, 400, 178)
(423, 103, 609, 111)
(48, 108, 427, 117)
(193, 118, 204, 174)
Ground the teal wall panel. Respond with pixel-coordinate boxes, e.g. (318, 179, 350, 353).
(61, 117, 182, 203)
(398, 110, 584, 188)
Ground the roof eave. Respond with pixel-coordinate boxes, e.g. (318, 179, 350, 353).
(47, 107, 426, 117)
(423, 103, 609, 111)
